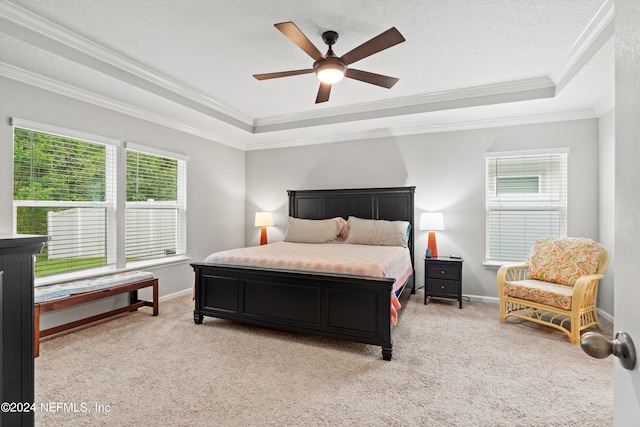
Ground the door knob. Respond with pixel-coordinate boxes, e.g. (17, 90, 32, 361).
(580, 331, 636, 370)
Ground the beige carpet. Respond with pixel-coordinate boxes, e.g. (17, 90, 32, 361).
(34, 292, 613, 427)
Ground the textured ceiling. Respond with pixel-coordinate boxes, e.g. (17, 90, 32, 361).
(0, 0, 614, 150)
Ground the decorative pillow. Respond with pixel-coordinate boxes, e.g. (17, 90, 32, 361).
(283, 217, 343, 243)
(331, 217, 349, 239)
(344, 216, 410, 247)
(527, 237, 603, 286)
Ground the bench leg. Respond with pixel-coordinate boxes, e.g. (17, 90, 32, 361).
(152, 280, 159, 316)
(129, 280, 158, 316)
(129, 289, 139, 308)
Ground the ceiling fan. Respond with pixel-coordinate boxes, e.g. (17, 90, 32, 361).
(253, 22, 406, 104)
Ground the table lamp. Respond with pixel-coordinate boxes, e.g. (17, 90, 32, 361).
(255, 212, 274, 245)
(419, 212, 445, 257)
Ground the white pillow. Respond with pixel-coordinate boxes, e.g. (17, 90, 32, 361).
(283, 217, 343, 243)
(344, 216, 410, 247)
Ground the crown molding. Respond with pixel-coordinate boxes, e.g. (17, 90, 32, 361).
(593, 95, 615, 116)
(552, 0, 614, 94)
(253, 77, 556, 133)
(245, 109, 596, 151)
(0, 62, 245, 150)
(0, 1, 254, 132)
(2, 61, 598, 153)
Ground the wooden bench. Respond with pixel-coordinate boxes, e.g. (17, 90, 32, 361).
(34, 273, 158, 357)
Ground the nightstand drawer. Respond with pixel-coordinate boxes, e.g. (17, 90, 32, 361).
(427, 279, 459, 296)
(427, 263, 461, 280)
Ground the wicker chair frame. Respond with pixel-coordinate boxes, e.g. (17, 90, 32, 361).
(497, 241, 609, 344)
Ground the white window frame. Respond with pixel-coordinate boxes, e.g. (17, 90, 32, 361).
(484, 147, 569, 267)
(11, 118, 189, 286)
(124, 142, 188, 269)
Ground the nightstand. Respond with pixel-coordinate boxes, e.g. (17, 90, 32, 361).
(424, 256, 464, 308)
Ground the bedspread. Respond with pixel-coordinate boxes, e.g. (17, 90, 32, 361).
(204, 242, 413, 324)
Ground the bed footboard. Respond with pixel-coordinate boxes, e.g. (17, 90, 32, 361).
(192, 262, 400, 360)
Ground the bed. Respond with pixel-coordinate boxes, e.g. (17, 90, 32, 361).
(191, 186, 415, 360)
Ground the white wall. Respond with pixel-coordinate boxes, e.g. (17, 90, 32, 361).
(598, 110, 615, 316)
(0, 77, 246, 329)
(245, 119, 606, 310)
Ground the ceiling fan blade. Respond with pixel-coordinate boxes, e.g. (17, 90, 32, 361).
(345, 69, 399, 88)
(315, 82, 332, 103)
(340, 27, 405, 65)
(253, 69, 314, 80)
(275, 22, 325, 61)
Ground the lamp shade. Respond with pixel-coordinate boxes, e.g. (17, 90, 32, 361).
(419, 212, 445, 231)
(254, 212, 274, 227)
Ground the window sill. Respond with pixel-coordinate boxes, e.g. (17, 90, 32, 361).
(483, 260, 528, 270)
(126, 255, 192, 271)
(34, 255, 191, 287)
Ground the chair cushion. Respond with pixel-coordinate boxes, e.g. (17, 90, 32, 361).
(504, 279, 574, 310)
(527, 237, 602, 286)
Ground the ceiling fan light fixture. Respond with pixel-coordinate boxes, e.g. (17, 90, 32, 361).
(314, 58, 347, 84)
(255, 23, 405, 103)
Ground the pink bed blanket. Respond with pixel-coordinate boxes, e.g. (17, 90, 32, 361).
(203, 242, 413, 324)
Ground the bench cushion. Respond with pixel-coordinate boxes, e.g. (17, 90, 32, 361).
(34, 271, 155, 303)
(503, 279, 574, 310)
(527, 237, 602, 286)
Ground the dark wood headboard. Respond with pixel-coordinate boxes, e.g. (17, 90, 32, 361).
(287, 186, 416, 267)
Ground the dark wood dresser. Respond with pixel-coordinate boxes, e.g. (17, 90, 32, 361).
(1, 234, 47, 427)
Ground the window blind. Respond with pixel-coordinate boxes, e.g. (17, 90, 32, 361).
(485, 149, 568, 262)
(125, 148, 187, 262)
(13, 126, 117, 277)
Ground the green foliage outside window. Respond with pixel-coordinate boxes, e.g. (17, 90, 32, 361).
(126, 150, 177, 202)
(13, 128, 106, 203)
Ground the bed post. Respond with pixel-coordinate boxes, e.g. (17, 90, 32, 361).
(382, 345, 393, 361)
(193, 269, 204, 324)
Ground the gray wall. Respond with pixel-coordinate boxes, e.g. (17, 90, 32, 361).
(0, 77, 246, 328)
(246, 119, 610, 314)
(0, 74, 613, 325)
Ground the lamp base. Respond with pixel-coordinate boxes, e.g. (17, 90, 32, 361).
(260, 227, 268, 245)
(427, 231, 438, 258)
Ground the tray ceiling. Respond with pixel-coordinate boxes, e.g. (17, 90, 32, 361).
(0, 0, 614, 150)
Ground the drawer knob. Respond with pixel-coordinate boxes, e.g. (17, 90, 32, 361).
(441, 285, 445, 289)
(441, 270, 445, 274)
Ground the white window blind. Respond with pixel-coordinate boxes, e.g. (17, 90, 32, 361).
(12, 121, 117, 277)
(125, 144, 187, 263)
(485, 148, 568, 263)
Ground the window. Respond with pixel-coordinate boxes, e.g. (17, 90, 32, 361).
(485, 148, 569, 263)
(12, 119, 187, 280)
(125, 143, 187, 262)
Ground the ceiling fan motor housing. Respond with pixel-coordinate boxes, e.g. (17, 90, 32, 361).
(322, 30, 339, 46)
(314, 56, 347, 83)
(314, 56, 347, 72)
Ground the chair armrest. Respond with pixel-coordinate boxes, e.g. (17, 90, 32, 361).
(497, 264, 529, 293)
(571, 273, 605, 309)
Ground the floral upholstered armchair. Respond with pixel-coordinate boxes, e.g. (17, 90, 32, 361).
(497, 237, 609, 344)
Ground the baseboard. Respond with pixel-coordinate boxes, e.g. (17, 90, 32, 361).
(464, 294, 500, 304)
(463, 294, 614, 324)
(596, 308, 614, 324)
(159, 288, 192, 303)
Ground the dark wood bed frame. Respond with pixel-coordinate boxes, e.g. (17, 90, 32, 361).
(191, 186, 415, 360)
